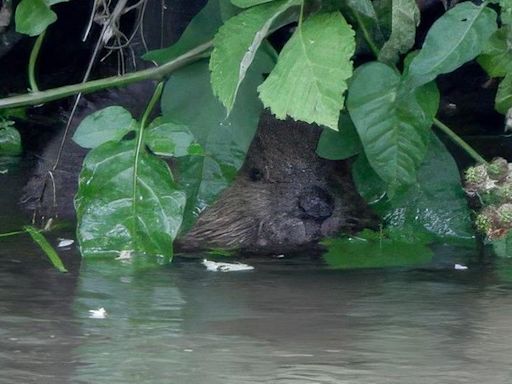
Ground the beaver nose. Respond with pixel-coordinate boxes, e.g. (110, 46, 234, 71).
(298, 186, 334, 221)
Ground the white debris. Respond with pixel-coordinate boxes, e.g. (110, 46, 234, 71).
(88, 307, 107, 319)
(115, 250, 132, 262)
(202, 259, 254, 272)
(57, 238, 74, 248)
(0, 169, 7, 174)
(454, 264, 468, 270)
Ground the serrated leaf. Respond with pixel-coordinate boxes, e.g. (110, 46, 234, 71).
(210, 0, 299, 112)
(143, 0, 222, 64)
(316, 112, 361, 160)
(378, 0, 419, 64)
(0, 125, 22, 156)
(72, 106, 136, 149)
(15, 0, 56, 36)
(145, 121, 204, 157)
(405, 2, 497, 88)
(258, 12, 355, 130)
(347, 62, 439, 187)
(162, 54, 274, 232)
(478, 26, 512, 78)
(232, 0, 276, 8)
(75, 141, 186, 260)
(496, 73, 512, 114)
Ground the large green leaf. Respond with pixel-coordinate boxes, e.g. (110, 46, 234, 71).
(346, 0, 378, 20)
(496, 73, 512, 114)
(0, 125, 22, 156)
(499, 0, 512, 25)
(405, 2, 497, 87)
(478, 27, 512, 78)
(75, 141, 186, 260)
(369, 135, 473, 239)
(161, 55, 273, 231)
(72, 106, 136, 149)
(143, 0, 223, 64)
(210, 0, 299, 112)
(378, 0, 419, 64)
(316, 112, 361, 160)
(15, 0, 56, 36)
(258, 12, 355, 130)
(322, 229, 433, 270)
(347, 62, 439, 188)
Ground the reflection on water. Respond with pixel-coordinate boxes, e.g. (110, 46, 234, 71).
(2, 164, 512, 383)
(1, 240, 512, 383)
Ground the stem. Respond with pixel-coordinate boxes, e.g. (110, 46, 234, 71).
(28, 30, 46, 92)
(0, 230, 25, 238)
(433, 118, 487, 164)
(351, 10, 380, 58)
(0, 40, 213, 110)
(132, 81, 165, 218)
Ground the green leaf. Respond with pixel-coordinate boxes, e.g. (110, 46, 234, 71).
(258, 12, 356, 130)
(405, 2, 497, 88)
(376, 134, 474, 239)
(15, 0, 56, 36)
(210, 0, 299, 112)
(75, 141, 186, 260)
(143, 0, 223, 64)
(346, 0, 378, 20)
(72, 106, 136, 149)
(161, 55, 273, 231)
(145, 121, 204, 157)
(499, 0, 512, 25)
(352, 154, 388, 205)
(378, 0, 419, 64)
(346, 62, 439, 188)
(316, 112, 361, 160)
(24, 226, 68, 272)
(492, 231, 512, 257)
(322, 229, 433, 270)
(0, 125, 22, 156)
(496, 73, 512, 114)
(232, 0, 276, 8)
(477, 27, 512, 78)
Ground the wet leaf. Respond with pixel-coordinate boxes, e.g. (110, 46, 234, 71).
(161, 54, 273, 232)
(347, 61, 439, 188)
(258, 12, 356, 130)
(75, 141, 186, 261)
(24, 226, 68, 272)
(210, 0, 299, 112)
(316, 112, 361, 160)
(145, 121, 204, 157)
(378, 0, 420, 64)
(72, 106, 136, 149)
(405, 2, 497, 87)
(0, 125, 22, 156)
(478, 26, 512, 78)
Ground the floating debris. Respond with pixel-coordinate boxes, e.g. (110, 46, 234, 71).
(57, 238, 74, 248)
(202, 259, 254, 272)
(454, 264, 468, 271)
(88, 307, 107, 319)
(115, 250, 132, 262)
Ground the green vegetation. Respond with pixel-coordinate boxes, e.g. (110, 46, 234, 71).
(1, 0, 512, 265)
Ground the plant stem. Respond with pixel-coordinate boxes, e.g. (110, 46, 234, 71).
(433, 118, 487, 164)
(132, 81, 165, 225)
(0, 230, 25, 238)
(28, 30, 46, 92)
(0, 40, 213, 110)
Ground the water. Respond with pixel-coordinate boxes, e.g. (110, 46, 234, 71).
(2, 162, 512, 383)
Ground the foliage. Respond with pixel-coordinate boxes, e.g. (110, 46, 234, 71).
(24, 226, 68, 272)
(6, 0, 512, 262)
(0, 121, 21, 156)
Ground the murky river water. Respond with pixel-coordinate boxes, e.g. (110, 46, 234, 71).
(2, 161, 512, 384)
